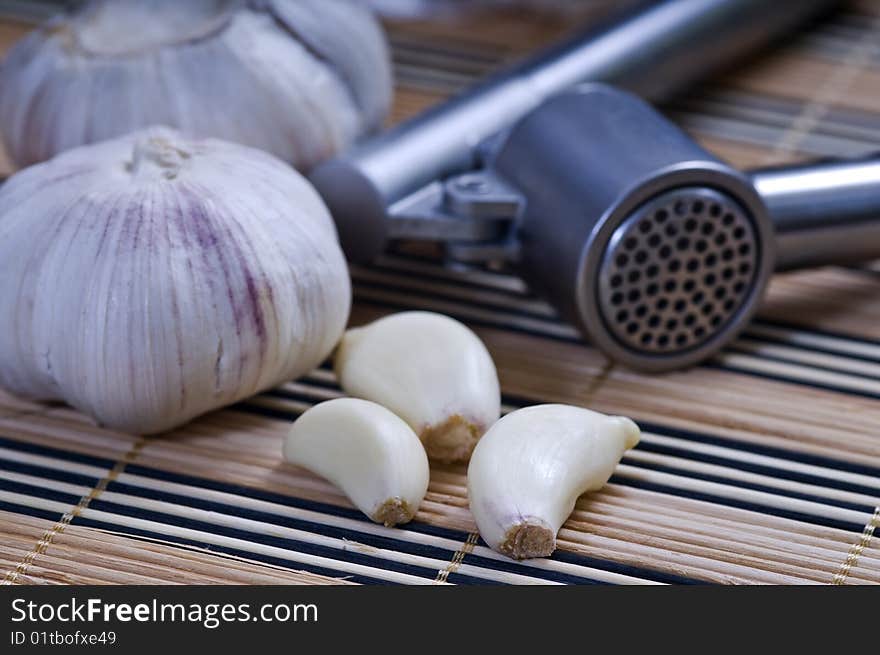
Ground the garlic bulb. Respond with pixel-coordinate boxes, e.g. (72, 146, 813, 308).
(0, 0, 392, 169)
(334, 312, 501, 463)
(284, 398, 430, 526)
(0, 126, 351, 434)
(467, 405, 640, 559)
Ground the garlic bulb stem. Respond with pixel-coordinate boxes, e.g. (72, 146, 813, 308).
(467, 404, 640, 559)
(334, 312, 501, 462)
(283, 398, 430, 527)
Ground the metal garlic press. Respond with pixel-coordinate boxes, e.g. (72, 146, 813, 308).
(310, 0, 880, 372)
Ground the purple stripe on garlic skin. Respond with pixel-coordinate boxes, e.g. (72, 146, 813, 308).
(0, 127, 351, 434)
(0, 0, 392, 169)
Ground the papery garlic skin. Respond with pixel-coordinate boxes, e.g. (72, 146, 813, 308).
(334, 312, 501, 463)
(467, 404, 640, 560)
(0, 126, 351, 434)
(283, 398, 430, 526)
(0, 0, 392, 169)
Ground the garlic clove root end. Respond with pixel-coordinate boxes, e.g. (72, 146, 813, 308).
(374, 497, 417, 528)
(499, 517, 557, 561)
(419, 414, 483, 463)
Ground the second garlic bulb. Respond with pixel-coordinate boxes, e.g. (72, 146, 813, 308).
(0, 0, 393, 169)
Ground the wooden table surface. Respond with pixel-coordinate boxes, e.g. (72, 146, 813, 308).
(1, 3, 879, 585)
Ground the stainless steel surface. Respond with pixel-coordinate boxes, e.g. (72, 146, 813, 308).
(753, 157, 880, 270)
(311, 0, 840, 261)
(598, 188, 759, 356)
(490, 85, 773, 372)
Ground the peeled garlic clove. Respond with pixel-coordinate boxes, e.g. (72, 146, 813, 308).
(334, 312, 501, 463)
(467, 404, 640, 560)
(283, 398, 430, 526)
(0, 126, 351, 434)
(0, 0, 392, 169)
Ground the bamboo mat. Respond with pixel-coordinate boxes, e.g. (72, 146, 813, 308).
(1, 1, 880, 585)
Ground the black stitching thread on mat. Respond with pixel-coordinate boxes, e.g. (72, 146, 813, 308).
(609, 475, 866, 534)
(120, 460, 705, 583)
(227, 403, 298, 423)
(502, 397, 880, 480)
(0, 433, 863, 582)
(232, 398, 880, 529)
(0, 478, 88, 507)
(749, 320, 880, 361)
(706, 363, 880, 402)
(0, 435, 116, 469)
(348, 295, 578, 346)
(69, 517, 393, 586)
(633, 423, 880, 480)
(265, 386, 340, 403)
(733, 335, 880, 366)
(355, 262, 880, 383)
(355, 257, 880, 368)
(0, 441, 715, 585)
(357, 260, 534, 299)
(352, 278, 571, 328)
(247, 387, 877, 491)
(617, 458, 877, 514)
(0, 500, 64, 524)
(0, 458, 103, 488)
(118, 456, 860, 578)
(458, 548, 700, 586)
(252, 382, 880, 486)
(351, 281, 880, 400)
(366, 257, 880, 353)
(633, 441, 880, 497)
(121, 462, 471, 543)
(77, 500, 453, 583)
(104, 479, 688, 585)
(725, 346, 880, 383)
(358, 258, 880, 354)
(118, 465, 700, 584)
(8, 390, 877, 521)
(103, 480, 466, 563)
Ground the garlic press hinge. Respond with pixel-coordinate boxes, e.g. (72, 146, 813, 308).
(386, 169, 524, 263)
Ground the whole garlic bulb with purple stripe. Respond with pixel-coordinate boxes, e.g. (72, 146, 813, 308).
(0, 0, 392, 169)
(0, 127, 352, 434)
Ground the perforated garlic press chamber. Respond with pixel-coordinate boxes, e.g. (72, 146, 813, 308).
(458, 84, 880, 371)
(312, 0, 880, 372)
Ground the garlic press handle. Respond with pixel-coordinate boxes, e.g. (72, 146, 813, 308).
(752, 155, 880, 271)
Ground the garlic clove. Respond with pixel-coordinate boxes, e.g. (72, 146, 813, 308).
(334, 312, 501, 463)
(467, 404, 640, 560)
(0, 0, 392, 169)
(0, 127, 351, 434)
(283, 398, 430, 527)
